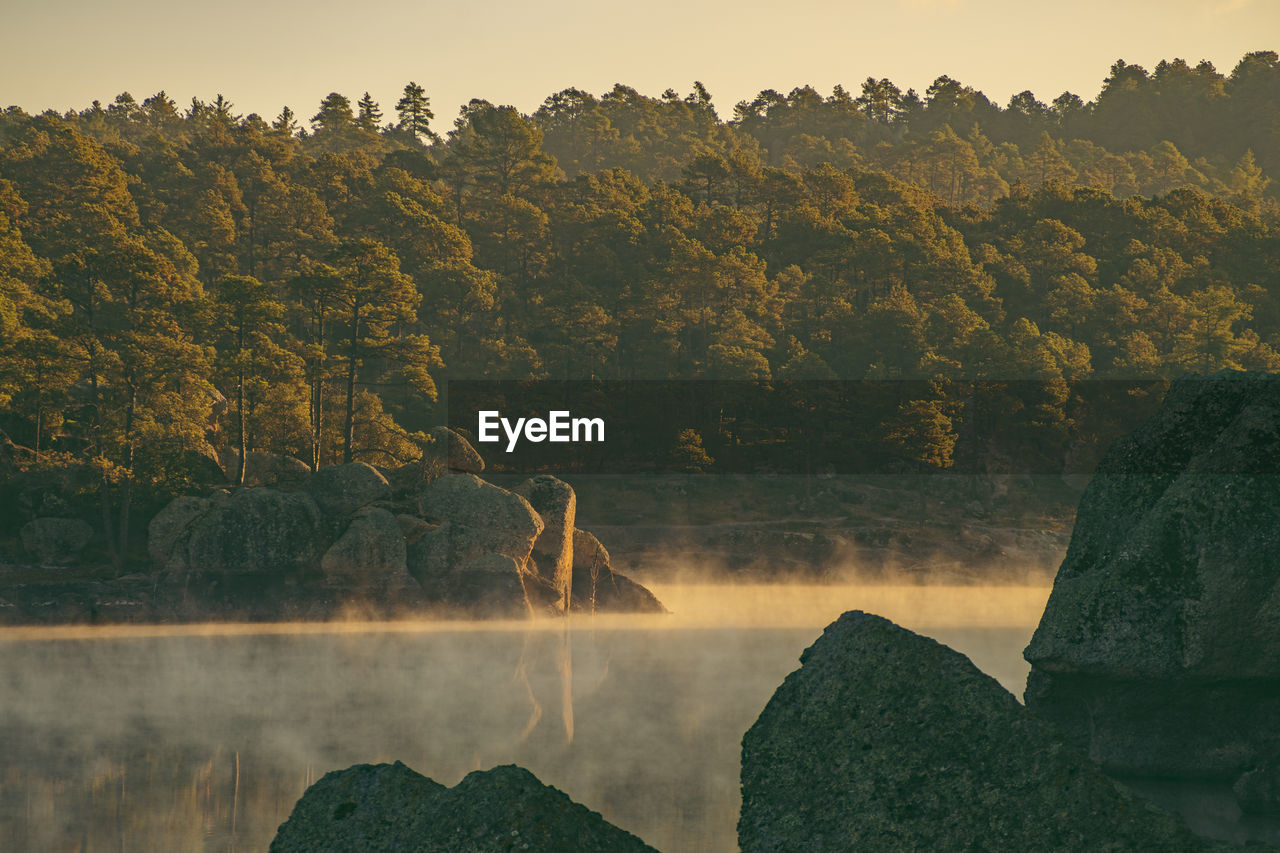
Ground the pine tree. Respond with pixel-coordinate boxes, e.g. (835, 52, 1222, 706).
(395, 82, 435, 142)
(356, 92, 383, 133)
(311, 92, 354, 133)
(272, 106, 298, 136)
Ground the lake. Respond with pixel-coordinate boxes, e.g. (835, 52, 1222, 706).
(0, 582, 1050, 852)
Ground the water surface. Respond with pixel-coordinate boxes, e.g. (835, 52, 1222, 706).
(0, 582, 1049, 852)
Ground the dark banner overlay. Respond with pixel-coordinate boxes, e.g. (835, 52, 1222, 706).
(441, 379, 1216, 476)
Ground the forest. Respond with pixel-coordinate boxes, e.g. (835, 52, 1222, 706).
(1, 52, 1279, 558)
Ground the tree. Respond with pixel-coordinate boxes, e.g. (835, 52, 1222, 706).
(395, 82, 436, 142)
(208, 275, 295, 484)
(1176, 285, 1252, 372)
(311, 92, 354, 134)
(273, 106, 298, 136)
(356, 92, 383, 133)
(325, 239, 437, 464)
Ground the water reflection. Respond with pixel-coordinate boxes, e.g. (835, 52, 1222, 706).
(0, 583, 1048, 852)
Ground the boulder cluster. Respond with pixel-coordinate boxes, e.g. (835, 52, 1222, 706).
(146, 427, 664, 618)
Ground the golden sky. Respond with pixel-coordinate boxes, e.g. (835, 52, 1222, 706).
(4, 0, 1277, 130)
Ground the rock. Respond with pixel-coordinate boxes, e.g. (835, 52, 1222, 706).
(270, 761, 657, 853)
(569, 529, 665, 614)
(394, 514, 434, 544)
(1024, 372, 1280, 812)
(174, 488, 321, 576)
(1235, 765, 1280, 816)
(428, 425, 484, 474)
(739, 610, 1206, 852)
(408, 524, 561, 615)
(382, 428, 483, 500)
(184, 441, 227, 485)
(220, 449, 312, 488)
(418, 553, 536, 616)
(147, 496, 214, 567)
(320, 508, 411, 590)
(415, 474, 542, 571)
(269, 761, 445, 852)
(19, 518, 94, 563)
(308, 462, 391, 518)
(572, 567, 665, 614)
(573, 527, 610, 571)
(382, 461, 434, 500)
(513, 475, 576, 609)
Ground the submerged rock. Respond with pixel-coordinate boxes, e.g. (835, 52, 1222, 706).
(1025, 372, 1280, 814)
(270, 761, 657, 852)
(740, 610, 1205, 852)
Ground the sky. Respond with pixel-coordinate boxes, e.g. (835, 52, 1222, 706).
(3, 0, 1278, 131)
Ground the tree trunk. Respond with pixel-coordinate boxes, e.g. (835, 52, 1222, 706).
(235, 363, 247, 486)
(87, 335, 117, 565)
(116, 389, 136, 568)
(343, 308, 361, 465)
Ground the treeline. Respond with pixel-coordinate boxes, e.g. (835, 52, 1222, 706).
(1, 53, 1279, 558)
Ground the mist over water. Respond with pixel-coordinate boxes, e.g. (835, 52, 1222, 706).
(0, 580, 1049, 852)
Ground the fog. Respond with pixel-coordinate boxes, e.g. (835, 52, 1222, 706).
(0, 581, 1049, 852)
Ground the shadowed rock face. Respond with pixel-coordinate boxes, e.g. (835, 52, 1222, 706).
(148, 496, 213, 565)
(172, 488, 322, 576)
(320, 507, 412, 591)
(740, 610, 1205, 853)
(269, 761, 658, 853)
(1025, 372, 1280, 814)
(20, 517, 94, 563)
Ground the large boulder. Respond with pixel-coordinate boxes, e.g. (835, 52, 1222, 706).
(220, 449, 312, 488)
(147, 496, 214, 566)
(270, 761, 657, 852)
(308, 462, 391, 518)
(740, 610, 1206, 852)
(570, 528, 665, 614)
(416, 552, 539, 616)
(320, 507, 412, 591)
(383, 427, 484, 499)
(414, 474, 543, 570)
(20, 518, 94, 563)
(183, 441, 227, 485)
(172, 487, 321, 576)
(1024, 372, 1280, 813)
(513, 475, 576, 609)
(428, 425, 484, 474)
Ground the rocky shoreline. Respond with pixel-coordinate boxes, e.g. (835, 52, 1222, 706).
(1, 427, 664, 625)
